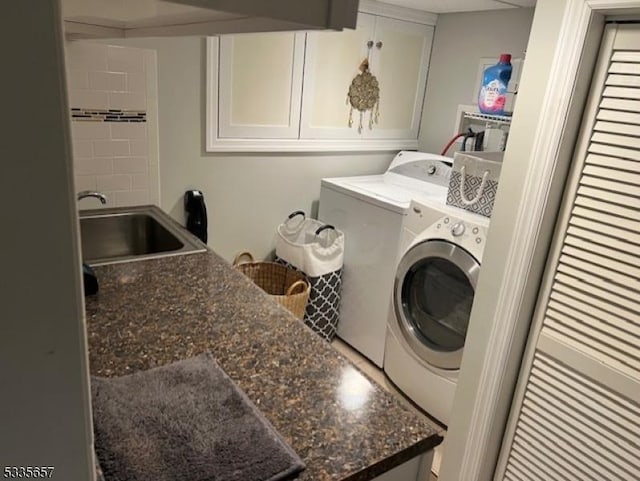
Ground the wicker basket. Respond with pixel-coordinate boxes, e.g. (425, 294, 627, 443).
(233, 251, 310, 320)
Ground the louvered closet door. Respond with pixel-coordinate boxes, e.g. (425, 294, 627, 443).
(497, 24, 640, 481)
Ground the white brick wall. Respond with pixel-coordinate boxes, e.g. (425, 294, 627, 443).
(66, 42, 160, 209)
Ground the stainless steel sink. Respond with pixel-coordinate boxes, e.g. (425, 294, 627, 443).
(79, 205, 207, 265)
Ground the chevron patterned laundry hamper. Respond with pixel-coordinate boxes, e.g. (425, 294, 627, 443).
(275, 211, 344, 342)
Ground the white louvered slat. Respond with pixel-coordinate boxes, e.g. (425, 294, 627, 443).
(606, 73, 640, 87)
(572, 203, 640, 231)
(561, 245, 640, 284)
(603, 85, 640, 99)
(569, 214, 640, 245)
(543, 315, 640, 376)
(600, 96, 640, 113)
(591, 131, 640, 149)
(560, 252, 640, 288)
(550, 290, 640, 339)
(556, 262, 640, 306)
(534, 355, 640, 428)
(552, 278, 640, 325)
(597, 108, 640, 124)
(503, 467, 525, 481)
(563, 234, 639, 268)
(526, 385, 640, 472)
(519, 402, 632, 480)
(542, 325, 639, 379)
(512, 433, 577, 481)
(508, 448, 557, 481)
(577, 185, 640, 209)
(516, 418, 594, 479)
(609, 61, 640, 75)
(504, 352, 640, 481)
(611, 51, 640, 63)
(593, 120, 640, 136)
(532, 354, 640, 436)
(566, 225, 640, 257)
(588, 140, 640, 161)
(580, 173, 640, 196)
(582, 162, 640, 185)
(537, 338, 640, 407)
(517, 407, 603, 480)
(547, 302, 640, 360)
(574, 196, 639, 223)
(504, 466, 526, 481)
(550, 289, 640, 341)
(584, 154, 640, 174)
(547, 302, 640, 361)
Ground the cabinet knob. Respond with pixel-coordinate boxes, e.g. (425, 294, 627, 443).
(376, 41, 383, 49)
(367, 40, 374, 49)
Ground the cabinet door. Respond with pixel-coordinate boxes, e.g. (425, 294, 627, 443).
(300, 13, 376, 140)
(366, 17, 433, 140)
(218, 32, 304, 139)
(495, 24, 640, 481)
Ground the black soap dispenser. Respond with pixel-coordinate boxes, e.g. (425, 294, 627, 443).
(83, 263, 99, 296)
(184, 190, 208, 243)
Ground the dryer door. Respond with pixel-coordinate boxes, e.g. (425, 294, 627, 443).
(393, 239, 480, 370)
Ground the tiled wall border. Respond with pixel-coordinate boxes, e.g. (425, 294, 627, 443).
(71, 108, 146, 122)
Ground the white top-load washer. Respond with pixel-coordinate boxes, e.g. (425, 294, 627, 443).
(318, 151, 453, 367)
(384, 199, 489, 425)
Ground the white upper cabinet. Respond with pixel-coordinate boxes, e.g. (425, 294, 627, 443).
(301, 14, 433, 141)
(218, 32, 304, 139)
(300, 13, 376, 140)
(368, 17, 433, 139)
(206, 5, 437, 152)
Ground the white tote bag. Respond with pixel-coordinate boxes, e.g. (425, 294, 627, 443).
(446, 151, 504, 218)
(275, 211, 344, 341)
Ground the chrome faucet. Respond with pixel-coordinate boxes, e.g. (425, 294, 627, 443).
(77, 190, 107, 204)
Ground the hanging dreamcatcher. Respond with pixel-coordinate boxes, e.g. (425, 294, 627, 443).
(347, 58, 380, 133)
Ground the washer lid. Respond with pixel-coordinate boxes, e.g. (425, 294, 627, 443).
(321, 175, 448, 214)
(321, 152, 452, 213)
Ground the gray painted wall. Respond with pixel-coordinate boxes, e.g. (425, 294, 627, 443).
(1, 2, 94, 478)
(91, 36, 393, 261)
(419, 8, 535, 154)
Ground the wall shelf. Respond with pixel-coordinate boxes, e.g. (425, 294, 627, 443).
(463, 111, 512, 126)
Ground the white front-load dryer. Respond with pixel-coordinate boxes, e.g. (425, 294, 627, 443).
(384, 199, 489, 425)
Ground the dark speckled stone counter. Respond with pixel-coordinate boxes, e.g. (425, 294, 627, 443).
(86, 251, 442, 481)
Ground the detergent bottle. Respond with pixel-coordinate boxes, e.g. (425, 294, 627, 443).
(478, 54, 512, 116)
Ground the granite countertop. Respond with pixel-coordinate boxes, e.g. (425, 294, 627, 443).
(86, 251, 442, 481)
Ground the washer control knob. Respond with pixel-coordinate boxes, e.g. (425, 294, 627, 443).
(443, 217, 450, 224)
(427, 165, 437, 175)
(451, 222, 466, 237)
(472, 227, 479, 235)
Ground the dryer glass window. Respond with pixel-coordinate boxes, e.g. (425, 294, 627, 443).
(402, 258, 473, 351)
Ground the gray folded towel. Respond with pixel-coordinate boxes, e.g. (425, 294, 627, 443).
(91, 353, 304, 481)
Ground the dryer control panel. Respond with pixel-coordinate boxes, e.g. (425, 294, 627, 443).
(429, 215, 489, 262)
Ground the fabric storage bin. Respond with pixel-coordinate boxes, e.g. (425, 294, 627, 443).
(275, 211, 345, 342)
(446, 151, 504, 218)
